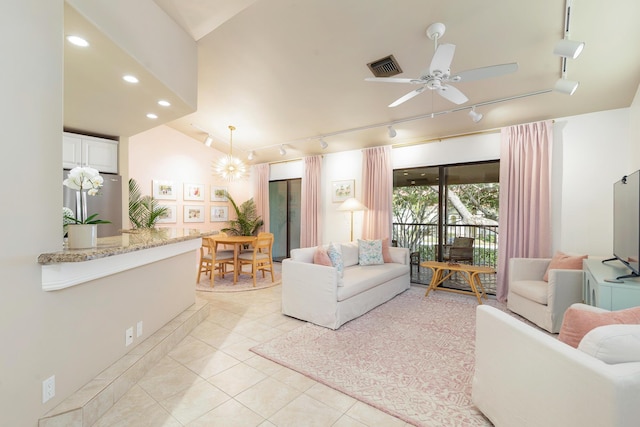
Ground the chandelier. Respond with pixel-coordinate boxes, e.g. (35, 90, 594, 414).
(214, 125, 247, 181)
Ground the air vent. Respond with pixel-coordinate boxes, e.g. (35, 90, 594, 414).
(367, 55, 403, 77)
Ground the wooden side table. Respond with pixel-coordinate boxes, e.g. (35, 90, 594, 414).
(420, 260, 496, 304)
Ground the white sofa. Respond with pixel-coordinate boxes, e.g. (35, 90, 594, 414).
(282, 242, 410, 329)
(507, 257, 584, 333)
(473, 305, 640, 427)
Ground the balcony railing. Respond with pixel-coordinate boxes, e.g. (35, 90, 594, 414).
(393, 222, 499, 293)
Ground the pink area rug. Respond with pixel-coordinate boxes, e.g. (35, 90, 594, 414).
(252, 286, 506, 426)
(196, 263, 281, 293)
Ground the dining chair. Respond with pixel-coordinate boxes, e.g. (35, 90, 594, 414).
(196, 236, 234, 287)
(237, 232, 275, 287)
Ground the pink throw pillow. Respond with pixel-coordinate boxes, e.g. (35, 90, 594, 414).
(313, 247, 332, 266)
(543, 251, 587, 281)
(558, 305, 640, 348)
(381, 238, 393, 263)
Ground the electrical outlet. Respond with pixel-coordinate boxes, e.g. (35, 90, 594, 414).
(125, 327, 134, 346)
(42, 375, 55, 403)
(136, 321, 143, 337)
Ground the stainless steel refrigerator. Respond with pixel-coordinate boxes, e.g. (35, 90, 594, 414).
(63, 169, 123, 237)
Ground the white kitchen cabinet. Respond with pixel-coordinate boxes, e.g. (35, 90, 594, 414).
(63, 132, 118, 173)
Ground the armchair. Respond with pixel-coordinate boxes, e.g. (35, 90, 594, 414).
(507, 257, 584, 333)
(442, 237, 474, 264)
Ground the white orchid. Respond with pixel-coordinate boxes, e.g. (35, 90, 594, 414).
(63, 166, 104, 193)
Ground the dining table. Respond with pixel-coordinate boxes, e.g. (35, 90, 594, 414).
(205, 235, 257, 284)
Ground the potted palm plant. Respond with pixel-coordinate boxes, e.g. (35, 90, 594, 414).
(221, 191, 264, 236)
(128, 178, 169, 229)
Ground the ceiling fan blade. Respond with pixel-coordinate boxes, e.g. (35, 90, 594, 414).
(437, 84, 468, 105)
(365, 77, 415, 84)
(389, 87, 425, 107)
(454, 62, 518, 82)
(429, 43, 455, 75)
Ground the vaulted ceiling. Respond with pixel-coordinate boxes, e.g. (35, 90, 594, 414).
(64, 0, 640, 164)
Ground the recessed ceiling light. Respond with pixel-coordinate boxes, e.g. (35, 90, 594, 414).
(146, 113, 158, 119)
(123, 75, 139, 84)
(157, 100, 171, 107)
(66, 35, 89, 47)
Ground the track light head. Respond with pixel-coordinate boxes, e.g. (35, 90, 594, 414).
(248, 150, 255, 160)
(387, 125, 397, 138)
(319, 138, 328, 149)
(279, 145, 287, 156)
(204, 135, 213, 147)
(468, 107, 483, 123)
(553, 39, 585, 59)
(554, 78, 579, 95)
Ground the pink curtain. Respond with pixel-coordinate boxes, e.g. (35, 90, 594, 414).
(497, 120, 553, 302)
(301, 156, 322, 247)
(252, 163, 270, 233)
(361, 146, 393, 240)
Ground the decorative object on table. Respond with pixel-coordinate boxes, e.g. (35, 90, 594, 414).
(128, 178, 170, 228)
(151, 179, 177, 200)
(221, 191, 263, 236)
(210, 186, 228, 202)
(63, 166, 111, 248)
(183, 182, 205, 201)
(183, 205, 205, 223)
(213, 125, 248, 181)
(332, 179, 355, 202)
(210, 205, 229, 222)
(337, 197, 368, 241)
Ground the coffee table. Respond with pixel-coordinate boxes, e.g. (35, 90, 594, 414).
(420, 260, 496, 304)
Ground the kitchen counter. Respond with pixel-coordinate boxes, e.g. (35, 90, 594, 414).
(39, 228, 217, 291)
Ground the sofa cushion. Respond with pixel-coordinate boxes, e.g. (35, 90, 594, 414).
(578, 324, 640, 364)
(337, 263, 408, 301)
(327, 242, 344, 278)
(341, 242, 360, 267)
(358, 239, 384, 265)
(558, 305, 640, 348)
(509, 280, 548, 305)
(543, 251, 587, 281)
(313, 247, 332, 266)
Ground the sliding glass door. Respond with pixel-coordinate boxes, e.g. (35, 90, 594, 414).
(269, 179, 301, 261)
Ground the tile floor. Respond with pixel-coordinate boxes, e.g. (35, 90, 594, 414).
(94, 282, 412, 426)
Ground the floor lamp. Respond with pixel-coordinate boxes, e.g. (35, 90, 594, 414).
(337, 197, 368, 241)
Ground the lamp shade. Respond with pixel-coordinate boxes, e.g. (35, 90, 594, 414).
(554, 78, 579, 95)
(337, 197, 368, 212)
(553, 39, 585, 59)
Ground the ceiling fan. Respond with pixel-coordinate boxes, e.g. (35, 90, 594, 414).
(366, 22, 518, 107)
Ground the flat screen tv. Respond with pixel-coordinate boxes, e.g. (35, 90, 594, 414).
(612, 170, 640, 279)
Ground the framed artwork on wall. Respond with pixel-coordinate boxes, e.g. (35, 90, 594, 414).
(332, 179, 355, 202)
(210, 206, 229, 222)
(183, 205, 205, 223)
(156, 204, 177, 224)
(211, 186, 228, 202)
(183, 182, 205, 201)
(152, 180, 177, 200)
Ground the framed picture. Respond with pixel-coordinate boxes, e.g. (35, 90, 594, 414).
(156, 204, 177, 224)
(183, 182, 205, 201)
(211, 186, 228, 202)
(183, 205, 205, 223)
(332, 179, 355, 202)
(210, 206, 229, 222)
(152, 180, 177, 200)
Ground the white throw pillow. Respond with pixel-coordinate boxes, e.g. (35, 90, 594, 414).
(358, 239, 384, 266)
(578, 324, 640, 364)
(341, 242, 360, 267)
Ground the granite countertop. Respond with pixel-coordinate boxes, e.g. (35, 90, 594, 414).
(38, 228, 217, 264)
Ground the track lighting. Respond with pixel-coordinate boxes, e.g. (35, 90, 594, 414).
(279, 145, 287, 156)
(248, 150, 255, 160)
(553, 39, 584, 60)
(387, 125, 397, 138)
(468, 107, 483, 123)
(204, 135, 213, 147)
(554, 78, 579, 95)
(319, 138, 328, 149)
